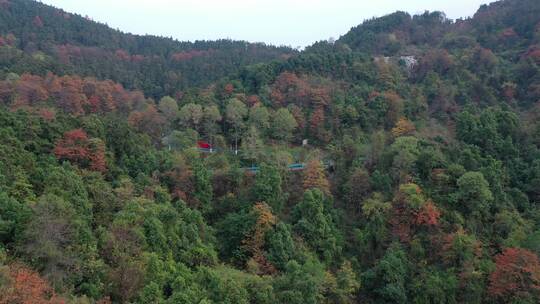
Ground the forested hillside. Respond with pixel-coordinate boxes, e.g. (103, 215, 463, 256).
(0, 0, 294, 98)
(1, 0, 540, 303)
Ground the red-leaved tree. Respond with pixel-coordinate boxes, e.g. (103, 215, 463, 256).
(415, 200, 441, 226)
(57, 76, 87, 115)
(53, 129, 90, 163)
(488, 248, 540, 302)
(128, 105, 166, 144)
(33, 16, 44, 28)
(13, 74, 49, 109)
(88, 138, 107, 173)
(53, 129, 107, 173)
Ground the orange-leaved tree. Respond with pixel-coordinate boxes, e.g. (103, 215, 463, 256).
(303, 159, 330, 195)
(0, 264, 65, 304)
(391, 117, 416, 137)
(242, 202, 277, 275)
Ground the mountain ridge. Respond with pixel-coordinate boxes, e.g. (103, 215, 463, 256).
(1, 0, 540, 303)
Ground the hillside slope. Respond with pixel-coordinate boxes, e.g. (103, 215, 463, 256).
(0, 0, 295, 98)
(1, 0, 540, 303)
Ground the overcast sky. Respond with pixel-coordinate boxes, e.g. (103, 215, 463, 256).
(39, 0, 495, 48)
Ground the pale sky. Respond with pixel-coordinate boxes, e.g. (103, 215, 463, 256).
(39, 0, 495, 48)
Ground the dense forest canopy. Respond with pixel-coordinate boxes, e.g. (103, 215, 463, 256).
(0, 0, 295, 98)
(1, 0, 540, 303)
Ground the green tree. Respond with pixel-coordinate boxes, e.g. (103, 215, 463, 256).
(327, 260, 360, 304)
(362, 243, 409, 304)
(0, 193, 31, 245)
(252, 163, 284, 212)
(158, 96, 178, 120)
(192, 158, 213, 215)
(356, 193, 391, 262)
(215, 211, 257, 265)
(390, 136, 419, 183)
(492, 210, 531, 248)
(21, 193, 99, 292)
(8, 169, 36, 204)
(456, 171, 493, 217)
(225, 98, 248, 153)
(241, 126, 264, 162)
(202, 104, 222, 138)
(163, 129, 199, 151)
(292, 189, 342, 263)
(273, 258, 326, 304)
(248, 105, 270, 133)
(271, 108, 297, 142)
(265, 222, 297, 271)
(411, 269, 458, 304)
(178, 103, 204, 130)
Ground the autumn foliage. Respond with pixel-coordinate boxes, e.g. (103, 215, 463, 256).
(33, 16, 44, 28)
(171, 49, 215, 61)
(88, 138, 107, 172)
(243, 202, 277, 274)
(0, 264, 65, 304)
(2, 0, 540, 302)
(303, 159, 330, 195)
(390, 201, 415, 243)
(270, 72, 331, 111)
(439, 227, 483, 267)
(128, 105, 166, 143)
(310, 107, 328, 142)
(270, 72, 308, 106)
(53, 129, 106, 172)
(0, 0, 9, 10)
(53, 129, 89, 161)
(12, 74, 49, 109)
(37, 108, 56, 121)
(391, 117, 416, 137)
(415, 200, 441, 226)
(488, 248, 540, 301)
(525, 45, 540, 62)
(1, 73, 145, 116)
(390, 184, 441, 242)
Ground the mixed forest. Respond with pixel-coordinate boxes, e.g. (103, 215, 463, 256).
(1, 0, 540, 303)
